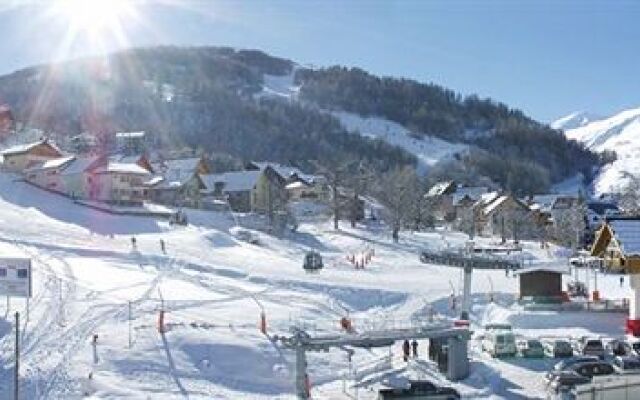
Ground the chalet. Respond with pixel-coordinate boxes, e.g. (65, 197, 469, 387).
(146, 157, 209, 207)
(0, 138, 63, 172)
(59, 155, 106, 199)
(85, 161, 152, 205)
(68, 133, 99, 154)
(23, 156, 76, 193)
(200, 167, 286, 213)
(452, 186, 489, 215)
(591, 216, 640, 273)
(110, 154, 154, 173)
(474, 193, 534, 239)
(246, 161, 330, 201)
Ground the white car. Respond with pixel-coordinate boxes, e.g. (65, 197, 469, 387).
(482, 330, 516, 357)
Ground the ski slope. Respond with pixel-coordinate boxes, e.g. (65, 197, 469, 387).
(0, 173, 628, 399)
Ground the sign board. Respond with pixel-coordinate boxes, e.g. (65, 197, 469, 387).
(0, 258, 31, 298)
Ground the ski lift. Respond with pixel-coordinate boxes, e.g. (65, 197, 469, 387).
(303, 251, 324, 272)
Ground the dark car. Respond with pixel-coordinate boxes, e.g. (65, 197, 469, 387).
(547, 370, 592, 393)
(543, 339, 574, 358)
(580, 338, 605, 358)
(613, 355, 640, 374)
(378, 380, 460, 400)
(607, 339, 633, 357)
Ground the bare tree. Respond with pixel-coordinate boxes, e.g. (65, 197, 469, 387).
(619, 172, 640, 215)
(374, 166, 421, 242)
(552, 202, 587, 250)
(312, 161, 352, 230)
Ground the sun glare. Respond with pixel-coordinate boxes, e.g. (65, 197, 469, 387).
(50, 0, 137, 40)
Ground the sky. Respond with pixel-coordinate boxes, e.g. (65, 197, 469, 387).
(0, 0, 638, 123)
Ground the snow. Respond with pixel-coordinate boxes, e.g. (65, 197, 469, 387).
(0, 172, 631, 399)
(200, 170, 261, 192)
(550, 111, 601, 130)
(332, 111, 469, 172)
(557, 107, 640, 194)
(257, 69, 300, 100)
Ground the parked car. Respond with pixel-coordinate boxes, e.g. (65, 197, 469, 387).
(607, 339, 633, 357)
(612, 355, 640, 374)
(378, 380, 460, 400)
(571, 360, 616, 382)
(546, 360, 615, 387)
(578, 338, 605, 358)
(546, 356, 600, 383)
(517, 339, 545, 358)
(543, 339, 574, 358)
(482, 330, 517, 357)
(547, 370, 592, 393)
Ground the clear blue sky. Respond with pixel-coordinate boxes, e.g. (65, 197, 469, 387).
(0, 0, 638, 122)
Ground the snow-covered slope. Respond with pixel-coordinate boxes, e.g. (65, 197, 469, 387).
(257, 71, 468, 171)
(557, 107, 640, 194)
(0, 172, 629, 399)
(332, 111, 469, 172)
(550, 111, 601, 130)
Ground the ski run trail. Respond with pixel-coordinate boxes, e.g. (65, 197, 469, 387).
(0, 173, 630, 399)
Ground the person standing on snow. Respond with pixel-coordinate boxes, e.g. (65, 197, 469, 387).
(402, 339, 411, 362)
(411, 340, 419, 358)
(620, 276, 625, 287)
(131, 236, 137, 250)
(160, 239, 166, 254)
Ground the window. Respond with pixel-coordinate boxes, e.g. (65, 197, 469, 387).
(0, 268, 6, 277)
(17, 269, 27, 279)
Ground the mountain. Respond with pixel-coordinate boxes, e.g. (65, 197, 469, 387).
(557, 107, 640, 194)
(0, 46, 601, 194)
(550, 111, 602, 130)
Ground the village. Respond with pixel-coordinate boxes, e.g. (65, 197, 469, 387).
(0, 127, 639, 399)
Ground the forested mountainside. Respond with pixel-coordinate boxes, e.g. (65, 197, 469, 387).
(0, 46, 604, 193)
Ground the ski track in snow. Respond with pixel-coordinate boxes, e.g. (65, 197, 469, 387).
(0, 173, 630, 398)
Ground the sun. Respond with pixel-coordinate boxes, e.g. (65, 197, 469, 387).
(50, 0, 137, 39)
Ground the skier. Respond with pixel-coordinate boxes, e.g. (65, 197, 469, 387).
(620, 276, 625, 287)
(411, 339, 419, 358)
(160, 239, 166, 254)
(449, 293, 457, 311)
(131, 236, 137, 250)
(402, 339, 411, 362)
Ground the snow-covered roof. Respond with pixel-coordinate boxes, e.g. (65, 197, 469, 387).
(200, 170, 262, 192)
(143, 176, 164, 187)
(426, 181, 455, 197)
(1, 139, 60, 156)
(248, 161, 322, 183)
(477, 191, 500, 206)
(483, 195, 509, 215)
(24, 156, 75, 172)
(286, 181, 309, 190)
(513, 264, 570, 276)
(452, 186, 489, 206)
(60, 155, 103, 176)
(608, 218, 640, 255)
(148, 158, 204, 189)
(94, 162, 151, 175)
(109, 154, 147, 165)
(115, 131, 145, 139)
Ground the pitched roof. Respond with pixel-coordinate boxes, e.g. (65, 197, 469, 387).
(452, 186, 489, 206)
(1, 138, 61, 156)
(426, 181, 455, 197)
(200, 170, 262, 192)
(60, 155, 103, 175)
(93, 162, 151, 175)
(608, 218, 640, 255)
(153, 157, 201, 174)
(512, 264, 570, 276)
(248, 161, 320, 183)
(24, 156, 75, 172)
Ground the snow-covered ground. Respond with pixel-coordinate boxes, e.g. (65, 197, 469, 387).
(557, 107, 640, 194)
(0, 173, 630, 399)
